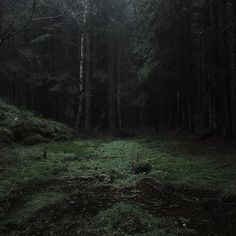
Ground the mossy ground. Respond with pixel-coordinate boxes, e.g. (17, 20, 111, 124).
(0, 135, 236, 235)
(0, 99, 74, 145)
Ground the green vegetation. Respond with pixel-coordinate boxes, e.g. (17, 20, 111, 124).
(1, 0, 236, 234)
(1, 137, 236, 200)
(79, 203, 197, 236)
(6, 192, 65, 225)
(0, 99, 74, 146)
(1, 135, 236, 234)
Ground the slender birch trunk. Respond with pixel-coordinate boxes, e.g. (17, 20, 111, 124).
(84, 0, 91, 130)
(75, 0, 88, 131)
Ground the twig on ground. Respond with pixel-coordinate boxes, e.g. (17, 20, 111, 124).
(6, 183, 15, 196)
(112, 218, 133, 235)
(178, 193, 200, 203)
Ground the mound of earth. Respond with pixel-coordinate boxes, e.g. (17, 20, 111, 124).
(0, 99, 75, 145)
(1, 177, 236, 235)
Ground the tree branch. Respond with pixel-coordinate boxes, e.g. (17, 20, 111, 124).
(0, 0, 36, 44)
(31, 14, 64, 22)
(0, 0, 6, 7)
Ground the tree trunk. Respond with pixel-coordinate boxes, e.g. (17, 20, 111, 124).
(75, 1, 88, 131)
(108, 42, 116, 130)
(84, 0, 91, 130)
(231, 0, 236, 136)
(117, 54, 122, 128)
(221, 0, 234, 138)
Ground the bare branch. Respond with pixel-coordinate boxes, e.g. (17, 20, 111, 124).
(31, 14, 64, 22)
(0, 0, 36, 44)
(0, 0, 6, 7)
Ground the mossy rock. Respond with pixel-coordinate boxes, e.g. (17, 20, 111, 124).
(12, 122, 73, 142)
(0, 99, 75, 144)
(30, 125, 56, 139)
(0, 126, 13, 144)
(12, 124, 33, 141)
(22, 134, 49, 146)
(53, 126, 75, 139)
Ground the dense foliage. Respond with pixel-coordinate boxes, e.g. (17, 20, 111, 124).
(136, 0, 236, 137)
(0, 0, 236, 137)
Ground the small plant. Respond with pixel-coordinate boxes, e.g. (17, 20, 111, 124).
(131, 153, 152, 175)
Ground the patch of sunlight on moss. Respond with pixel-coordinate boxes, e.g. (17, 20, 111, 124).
(96, 140, 144, 158)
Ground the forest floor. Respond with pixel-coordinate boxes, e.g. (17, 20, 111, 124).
(0, 134, 236, 235)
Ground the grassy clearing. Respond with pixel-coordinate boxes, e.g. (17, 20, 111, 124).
(1, 135, 236, 232)
(1, 136, 236, 199)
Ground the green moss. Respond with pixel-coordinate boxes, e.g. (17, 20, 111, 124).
(0, 149, 69, 198)
(79, 203, 196, 235)
(1, 136, 236, 234)
(6, 192, 65, 224)
(1, 136, 236, 199)
(0, 98, 75, 145)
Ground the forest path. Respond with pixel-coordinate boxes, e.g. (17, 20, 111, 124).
(1, 135, 236, 235)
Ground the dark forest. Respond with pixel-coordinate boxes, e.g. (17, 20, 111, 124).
(0, 0, 236, 235)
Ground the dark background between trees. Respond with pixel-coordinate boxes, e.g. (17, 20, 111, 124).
(0, 0, 236, 138)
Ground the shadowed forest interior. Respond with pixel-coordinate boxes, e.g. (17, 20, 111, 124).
(0, 0, 236, 235)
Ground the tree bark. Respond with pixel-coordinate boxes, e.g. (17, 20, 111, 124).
(84, 0, 91, 130)
(108, 42, 116, 130)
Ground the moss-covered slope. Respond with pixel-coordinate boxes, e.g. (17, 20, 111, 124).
(0, 99, 75, 145)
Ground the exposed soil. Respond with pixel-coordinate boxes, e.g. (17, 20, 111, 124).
(134, 177, 236, 235)
(1, 177, 236, 236)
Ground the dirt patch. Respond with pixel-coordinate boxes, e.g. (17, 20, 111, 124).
(11, 186, 117, 235)
(1, 177, 236, 235)
(0, 176, 118, 235)
(133, 178, 236, 235)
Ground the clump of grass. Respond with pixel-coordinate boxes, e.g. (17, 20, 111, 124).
(0, 149, 71, 199)
(93, 203, 156, 235)
(5, 192, 65, 225)
(79, 203, 196, 235)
